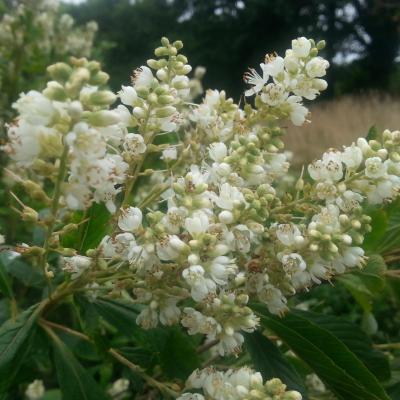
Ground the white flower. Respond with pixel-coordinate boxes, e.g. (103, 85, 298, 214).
(281, 253, 306, 273)
(216, 183, 245, 210)
(161, 147, 178, 161)
(291, 37, 311, 58)
(208, 256, 237, 285)
(244, 64, 269, 96)
(118, 85, 137, 106)
(118, 207, 143, 231)
(181, 308, 220, 336)
(365, 157, 387, 179)
(185, 211, 209, 237)
(264, 55, 284, 77)
(13, 90, 56, 126)
(132, 66, 154, 88)
(286, 96, 308, 126)
(157, 235, 187, 261)
(305, 57, 329, 78)
(108, 378, 130, 397)
(275, 223, 302, 246)
(260, 83, 288, 106)
(177, 394, 205, 400)
(159, 297, 181, 325)
(209, 142, 227, 162)
(62, 255, 92, 278)
(341, 144, 363, 169)
(25, 380, 45, 400)
(182, 265, 216, 301)
(123, 133, 146, 156)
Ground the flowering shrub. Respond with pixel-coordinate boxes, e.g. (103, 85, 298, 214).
(0, 36, 399, 399)
(0, 0, 98, 127)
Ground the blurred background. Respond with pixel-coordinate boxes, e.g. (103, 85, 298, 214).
(64, 0, 400, 163)
(2, 0, 400, 163)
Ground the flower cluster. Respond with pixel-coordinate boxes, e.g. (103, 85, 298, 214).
(178, 367, 302, 400)
(4, 37, 400, 394)
(0, 0, 97, 60)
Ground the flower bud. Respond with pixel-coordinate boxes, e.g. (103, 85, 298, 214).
(87, 110, 120, 126)
(89, 90, 117, 106)
(154, 46, 169, 57)
(155, 106, 176, 118)
(47, 62, 72, 82)
(132, 106, 146, 119)
(90, 71, 109, 86)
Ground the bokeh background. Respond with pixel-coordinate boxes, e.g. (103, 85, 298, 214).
(61, 0, 400, 163)
(3, 0, 400, 163)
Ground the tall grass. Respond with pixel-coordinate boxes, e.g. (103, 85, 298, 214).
(285, 94, 400, 166)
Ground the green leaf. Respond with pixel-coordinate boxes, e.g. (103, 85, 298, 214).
(159, 326, 200, 380)
(79, 203, 112, 252)
(337, 255, 386, 312)
(293, 310, 390, 381)
(364, 210, 388, 251)
(0, 305, 40, 394)
(244, 331, 308, 397)
(0, 251, 45, 289)
(253, 304, 390, 400)
(0, 254, 13, 299)
(50, 330, 109, 400)
(91, 297, 140, 338)
(366, 125, 379, 141)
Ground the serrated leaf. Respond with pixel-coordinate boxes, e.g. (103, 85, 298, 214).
(0, 304, 40, 394)
(79, 203, 111, 252)
(159, 326, 200, 380)
(293, 310, 390, 381)
(50, 330, 109, 400)
(245, 331, 308, 397)
(252, 304, 390, 400)
(91, 297, 139, 338)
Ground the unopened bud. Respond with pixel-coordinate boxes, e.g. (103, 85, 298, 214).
(87, 110, 120, 126)
(89, 90, 117, 106)
(47, 62, 72, 82)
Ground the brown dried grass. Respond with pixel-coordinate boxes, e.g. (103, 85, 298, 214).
(285, 94, 400, 166)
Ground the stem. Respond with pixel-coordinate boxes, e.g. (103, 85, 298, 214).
(40, 143, 69, 295)
(374, 342, 400, 350)
(40, 319, 180, 398)
(196, 339, 219, 354)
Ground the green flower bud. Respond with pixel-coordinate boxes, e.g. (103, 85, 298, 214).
(89, 90, 117, 106)
(161, 37, 170, 46)
(87, 110, 120, 126)
(173, 40, 183, 49)
(47, 62, 72, 82)
(155, 46, 169, 57)
(317, 40, 326, 50)
(90, 71, 109, 86)
(156, 106, 176, 118)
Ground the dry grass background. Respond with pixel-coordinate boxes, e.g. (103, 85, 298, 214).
(285, 94, 400, 166)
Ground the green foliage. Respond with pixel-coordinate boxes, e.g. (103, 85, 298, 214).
(49, 328, 109, 400)
(253, 304, 390, 400)
(245, 331, 308, 397)
(0, 305, 40, 394)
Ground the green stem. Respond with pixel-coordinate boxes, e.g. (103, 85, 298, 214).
(40, 319, 180, 398)
(41, 143, 69, 295)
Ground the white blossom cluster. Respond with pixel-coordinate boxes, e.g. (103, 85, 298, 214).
(177, 367, 302, 400)
(0, 0, 97, 61)
(4, 57, 128, 213)
(5, 37, 400, 369)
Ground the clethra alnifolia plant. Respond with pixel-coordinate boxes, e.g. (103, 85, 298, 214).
(1, 36, 399, 399)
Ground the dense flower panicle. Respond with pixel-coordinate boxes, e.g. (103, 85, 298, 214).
(177, 367, 302, 400)
(5, 35, 400, 374)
